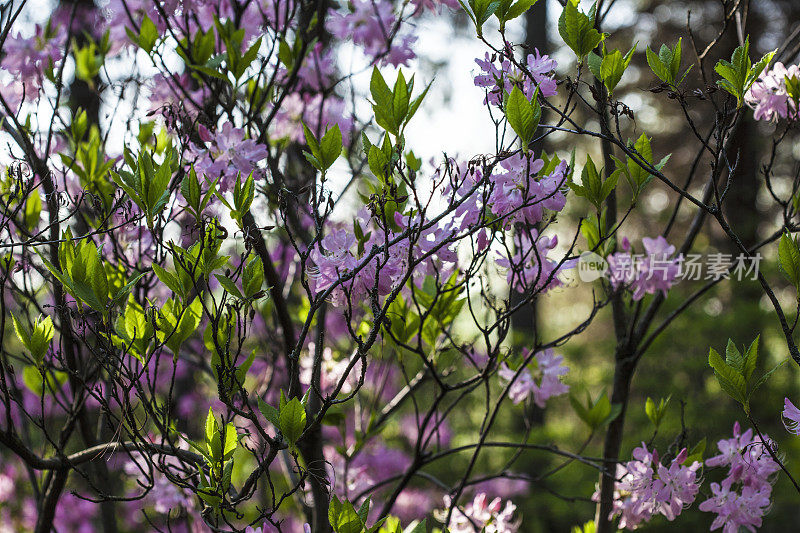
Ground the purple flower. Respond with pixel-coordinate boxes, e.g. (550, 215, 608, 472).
(700, 422, 778, 532)
(439, 493, 520, 532)
(3, 22, 66, 82)
(474, 50, 557, 106)
(745, 62, 800, 122)
(498, 348, 569, 407)
(595, 444, 700, 529)
(326, 1, 417, 65)
(705, 422, 779, 489)
(187, 122, 268, 191)
(607, 236, 681, 300)
(495, 231, 568, 294)
(782, 397, 800, 435)
(699, 477, 772, 533)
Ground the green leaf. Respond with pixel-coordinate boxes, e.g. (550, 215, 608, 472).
(725, 339, 745, 375)
(279, 396, 306, 446)
(503, 0, 538, 22)
(587, 52, 602, 80)
(743, 335, 760, 382)
(12, 314, 54, 363)
(214, 274, 244, 300)
(320, 125, 343, 171)
(138, 15, 158, 53)
(778, 232, 800, 290)
(258, 397, 280, 427)
(505, 85, 540, 150)
(24, 189, 42, 231)
(222, 422, 238, 459)
(708, 347, 747, 406)
(645, 395, 670, 428)
(153, 263, 184, 301)
(392, 71, 410, 129)
(600, 44, 637, 94)
(714, 37, 774, 107)
(558, 0, 605, 60)
(646, 45, 670, 83)
(242, 256, 265, 298)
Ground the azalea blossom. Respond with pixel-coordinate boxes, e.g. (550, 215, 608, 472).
(745, 62, 800, 122)
(607, 236, 681, 300)
(594, 444, 701, 529)
(700, 422, 778, 532)
(187, 122, 269, 192)
(474, 49, 558, 106)
(782, 397, 800, 435)
(439, 493, 519, 533)
(498, 348, 569, 407)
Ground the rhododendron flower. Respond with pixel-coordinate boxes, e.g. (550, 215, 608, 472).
(3, 22, 65, 84)
(271, 93, 354, 143)
(700, 422, 778, 532)
(705, 422, 779, 488)
(782, 397, 800, 435)
(308, 209, 458, 307)
(745, 62, 800, 122)
(188, 123, 268, 191)
(326, 0, 417, 66)
(474, 50, 557, 106)
(439, 493, 519, 532)
(496, 231, 569, 293)
(595, 444, 700, 529)
(698, 477, 772, 533)
(498, 348, 569, 407)
(607, 236, 681, 300)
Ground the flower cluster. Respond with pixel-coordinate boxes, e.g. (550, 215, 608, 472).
(699, 422, 779, 532)
(488, 154, 568, 226)
(307, 209, 458, 307)
(607, 236, 682, 300)
(1, 21, 65, 106)
(439, 493, 520, 533)
(745, 62, 800, 122)
(327, 0, 417, 67)
(474, 50, 558, 106)
(595, 444, 701, 529)
(186, 123, 269, 192)
(496, 230, 569, 293)
(498, 348, 569, 407)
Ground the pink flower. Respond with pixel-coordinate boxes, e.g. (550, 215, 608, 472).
(782, 397, 800, 435)
(595, 445, 700, 529)
(326, 1, 417, 65)
(498, 348, 569, 407)
(495, 231, 568, 294)
(440, 493, 519, 532)
(700, 422, 778, 532)
(187, 122, 268, 191)
(474, 50, 557, 106)
(607, 236, 681, 300)
(745, 62, 800, 122)
(698, 477, 772, 533)
(705, 422, 779, 489)
(2, 22, 66, 87)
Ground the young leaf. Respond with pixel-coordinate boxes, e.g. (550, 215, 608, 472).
(505, 86, 540, 150)
(708, 347, 747, 406)
(279, 396, 307, 446)
(558, 0, 605, 61)
(778, 232, 800, 290)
